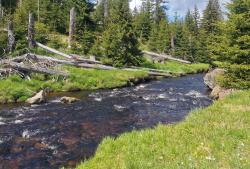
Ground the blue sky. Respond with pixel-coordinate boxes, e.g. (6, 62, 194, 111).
(130, 0, 231, 18)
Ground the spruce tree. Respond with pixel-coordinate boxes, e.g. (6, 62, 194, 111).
(133, 0, 153, 42)
(185, 9, 195, 33)
(202, 0, 222, 34)
(99, 0, 142, 67)
(227, 0, 250, 64)
(193, 5, 200, 35)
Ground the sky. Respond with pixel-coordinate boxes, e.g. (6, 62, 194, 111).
(130, 0, 231, 18)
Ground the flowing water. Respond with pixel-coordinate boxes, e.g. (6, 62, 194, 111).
(0, 74, 212, 169)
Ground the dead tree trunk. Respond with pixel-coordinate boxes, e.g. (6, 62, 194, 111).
(28, 12, 36, 48)
(0, 0, 2, 20)
(7, 20, 15, 53)
(171, 33, 175, 53)
(68, 7, 76, 49)
(104, 0, 109, 19)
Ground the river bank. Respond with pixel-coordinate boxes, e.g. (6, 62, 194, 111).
(0, 74, 212, 168)
(0, 61, 209, 104)
(77, 89, 250, 169)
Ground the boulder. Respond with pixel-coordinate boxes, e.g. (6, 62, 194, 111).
(204, 68, 225, 89)
(60, 96, 80, 104)
(218, 88, 236, 99)
(26, 90, 47, 104)
(210, 85, 222, 99)
(210, 85, 238, 99)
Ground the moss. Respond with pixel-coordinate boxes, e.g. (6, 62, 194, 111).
(77, 90, 250, 169)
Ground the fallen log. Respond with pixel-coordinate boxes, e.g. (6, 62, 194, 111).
(123, 68, 172, 77)
(0, 68, 13, 76)
(70, 54, 101, 64)
(4, 61, 69, 77)
(1, 54, 173, 77)
(36, 42, 73, 59)
(36, 42, 101, 64)
(143, 51, 191, 64)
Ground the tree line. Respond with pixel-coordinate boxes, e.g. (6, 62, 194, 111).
(0, 0, 249, 67)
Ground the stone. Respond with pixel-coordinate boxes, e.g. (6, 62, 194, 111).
(218, 89, 236, 99)
(26, 90, 47, 104)
(60, 96, 80, 104)
(204, 68, 225, 89)
(210, 85, 238, 99)
(210, 85, 222, 99)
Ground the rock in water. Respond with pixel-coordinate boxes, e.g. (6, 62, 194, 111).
(204, 69, 225, 89)
(60, 97, 80, 104)
(26, 90, 47, 104)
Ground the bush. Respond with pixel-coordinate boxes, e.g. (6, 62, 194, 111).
(218, 64, 250, 89)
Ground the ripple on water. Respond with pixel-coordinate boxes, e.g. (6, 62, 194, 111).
(0, 74, 212, 169)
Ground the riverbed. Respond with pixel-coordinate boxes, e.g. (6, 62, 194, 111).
(0, 74, 212, 169)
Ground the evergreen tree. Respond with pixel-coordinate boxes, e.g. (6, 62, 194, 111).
(227, 0, 250, 64)
(97, 0, 142, 67)
(148, 19, 170, 53)
(174, 22, 190, 60)
(202, 0, 222, 34)
(185, 9, 195, 33)
(133, 0, 153, 42)
(193, 5, 200, 35)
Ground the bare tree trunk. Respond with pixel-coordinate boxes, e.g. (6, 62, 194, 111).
(104, 0, 109, 19)
(28, 12, 36, 48)
(171, 33, 175, 53)
(7, 20, 15, 53)
(0, 0, 3, 20)
(37, 0, 40, 22)
(68, 7, 76, 49)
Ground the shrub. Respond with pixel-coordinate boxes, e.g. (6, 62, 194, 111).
(218, 64, 250, 89)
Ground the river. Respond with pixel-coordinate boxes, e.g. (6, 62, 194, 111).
(0, 74, 212, 169)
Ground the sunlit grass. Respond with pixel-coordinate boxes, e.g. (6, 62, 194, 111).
(0, 67, 147, 104)
(77, 90, 250, 169)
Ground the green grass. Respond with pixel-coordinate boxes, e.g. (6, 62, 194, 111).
(77, 90, 250, 169)
(0, 61, 209, 104)
(142, 61, 210, 75)
(0, 67, 147, 104)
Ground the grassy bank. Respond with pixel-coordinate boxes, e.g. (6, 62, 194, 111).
(77, 90, 250, 169)
(0, 67, 147, 104)
(0, 61, 209, 104)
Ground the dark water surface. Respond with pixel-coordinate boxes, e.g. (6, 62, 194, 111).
(0, 74, 212, 169)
